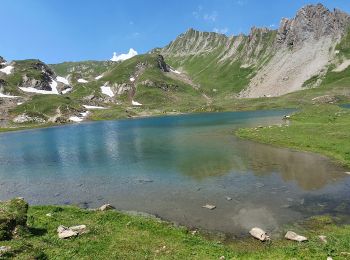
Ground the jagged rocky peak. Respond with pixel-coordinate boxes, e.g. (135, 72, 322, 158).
(157, 55, 169, 72)
(162, 28, 229, 56)
(0, 56, 6, 64)
(277, 3, 350, 47)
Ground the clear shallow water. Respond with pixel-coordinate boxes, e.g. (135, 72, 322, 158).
(0, 110, 350, 235)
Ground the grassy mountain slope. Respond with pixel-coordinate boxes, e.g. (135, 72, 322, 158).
(50, 60, 115, 79)
(160, 29, 276, 97)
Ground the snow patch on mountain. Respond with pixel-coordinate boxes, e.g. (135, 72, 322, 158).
(100, 85, 114, 97)
(132, 100, 142, 106)
(110, 48, 138, 62)
(95, 74, 103, 80)
(83, 105, 106, 109)
(78, 78, 88, 83)
(19, 79, 59, 95)
(56, 76, 69, 85)
(0, 65, 14, 75)
(0, 92, 19, 98)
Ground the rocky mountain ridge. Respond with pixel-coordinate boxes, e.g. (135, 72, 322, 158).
(161, 3, 350, 97)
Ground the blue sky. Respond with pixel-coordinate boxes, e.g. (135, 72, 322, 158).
(1, 0, 349, 64)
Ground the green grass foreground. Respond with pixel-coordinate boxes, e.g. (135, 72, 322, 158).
(1, 205, 350, 259)
(236, 104, 350, 167)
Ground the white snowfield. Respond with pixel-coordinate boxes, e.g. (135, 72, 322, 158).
(69, 116, 83, 122)
(132, 100, 142, 106)
(0, 65, 14, 75)
(0, 92, 19, 98)
(100, 85, 114, 97)
(61, 87, 72, 94)
(110, 48, 137, 62)
(77, 78, 88, 83)
(83, 105, 106, 109)
(56, 76, 69, 85)
(69, 111, 90, 122)
(19, 79, 59, 95)
(170, 68, 181, 74)
(95, 74, 103, 80)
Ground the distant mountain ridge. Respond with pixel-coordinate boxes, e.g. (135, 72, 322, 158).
(160, 3, 350, 97)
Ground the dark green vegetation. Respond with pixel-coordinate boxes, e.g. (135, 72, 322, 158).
(237, 104, 350, 167)
(1, 202, 350, 259)
(336, 28, 350, 58)
(0, 198, 28, 241)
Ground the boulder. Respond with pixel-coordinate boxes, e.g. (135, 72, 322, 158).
(0, 198, 29, 241)
(285, 231, 307, 242)
(57, 225, 87, 239)
(249, 227, 270, 241)
(312, 95, 338, 104)
(57, 228, 78, 239)
(99, 204, 115, 211)
(0, 246, 11, 255)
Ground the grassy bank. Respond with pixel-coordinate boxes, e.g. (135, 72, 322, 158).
(236, 104, 350, 168)
(1, 205, 350, 259)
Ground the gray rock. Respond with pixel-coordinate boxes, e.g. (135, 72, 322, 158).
(249, 227, 270, 241)
(57, 225, 87, 239)
(99, 204, 115, 211)
(69, 225, 87, 235)
(285, 231, 307, 242)
(277, 4, 350, 47)
(202, 204, 216, 210)
(0, 246, 11, 255)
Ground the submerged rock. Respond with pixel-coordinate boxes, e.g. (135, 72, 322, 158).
(202, 204, 216, 210)
(249, 227, 270, 241)
(285, 231, 308, 242)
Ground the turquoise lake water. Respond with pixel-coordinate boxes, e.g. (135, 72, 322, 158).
(0, 110, 349, 235)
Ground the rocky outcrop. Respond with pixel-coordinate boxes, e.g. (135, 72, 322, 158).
(140, 80, 178, 91)
(0, 57, 6, 69)
(18, 60, 58, 92)
(157, 55, 169, 72)
(0, 198, 29, 241)
(277, 4, 350, 48)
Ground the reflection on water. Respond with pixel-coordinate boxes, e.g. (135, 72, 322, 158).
(0, 110, 349, 234)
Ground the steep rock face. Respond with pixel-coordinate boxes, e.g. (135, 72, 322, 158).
(161, 4, 350, 98)
(242, 4, 350, 97)
(0, 56, 6, 69)
(19, 60, 56, 91)
(157, 55, 169, 72)
(161, 27, 274, 64)
(277, 4, 350, 47)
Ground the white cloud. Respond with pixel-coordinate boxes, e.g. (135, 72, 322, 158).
(213, 27, 229, 34)
(192, 6, 218, 23)
(203, 11, 218, 22)
(192, 5, 203, 19)
(269, 24, 276, 28)
(110, 48, 138, 62)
